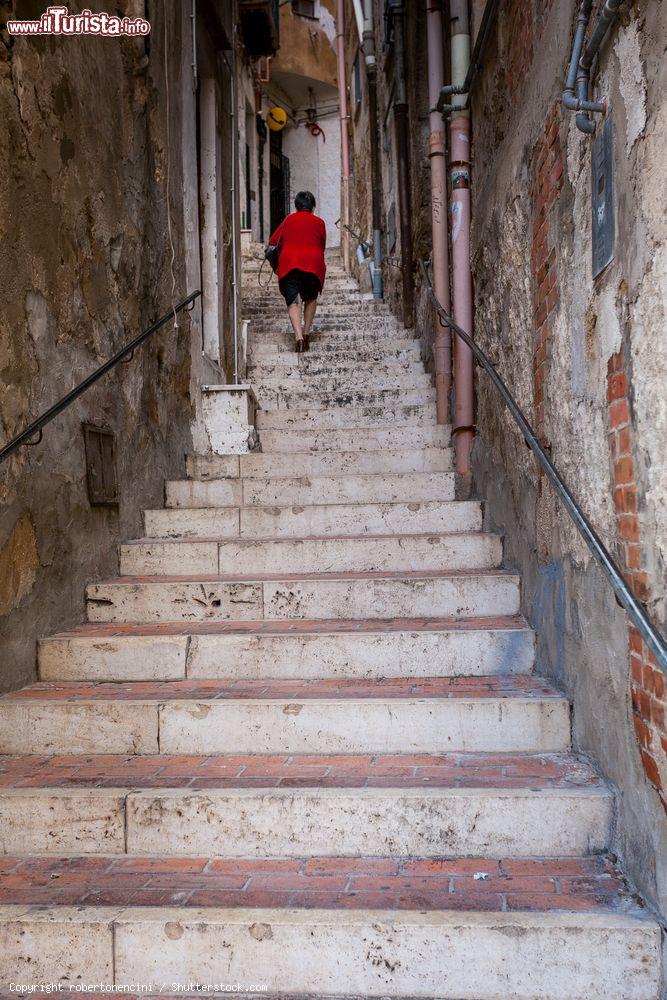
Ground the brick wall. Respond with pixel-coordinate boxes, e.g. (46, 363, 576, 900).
(607, 351, 666, 811)
(531, 103, 563, 448)
(505, 0, 534, 98)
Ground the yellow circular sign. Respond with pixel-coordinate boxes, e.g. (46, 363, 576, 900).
(267, 106, 287, 131)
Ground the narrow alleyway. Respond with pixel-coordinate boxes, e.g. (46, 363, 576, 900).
(0, 250, 659, 993)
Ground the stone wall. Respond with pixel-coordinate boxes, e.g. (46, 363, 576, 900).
(469, 0, 667, 923)
(346, 2, 433, 341)
(0, 2, 203, 692)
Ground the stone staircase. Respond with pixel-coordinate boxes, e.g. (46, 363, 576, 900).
(0, 249, 660, 996)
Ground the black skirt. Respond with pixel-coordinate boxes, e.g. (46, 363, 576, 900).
(279, 269, 322, 306)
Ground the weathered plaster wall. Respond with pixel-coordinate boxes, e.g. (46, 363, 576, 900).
(0, 2, 201, 692)
(347, 2, 432, 335)
(262, 1, 340, 246)
(347, 22, 372, 255)
(282, 120, 341, 245)
(469, 0, 667, 927)
(273, 0, 338, 89)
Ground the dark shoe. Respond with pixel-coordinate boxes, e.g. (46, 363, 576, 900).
(295, 338, 305, 354)
(303, 334, 310, 351)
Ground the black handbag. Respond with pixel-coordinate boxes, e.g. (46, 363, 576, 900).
(264, 241, 281, 274)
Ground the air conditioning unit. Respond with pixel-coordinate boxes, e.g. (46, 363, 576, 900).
(292, 0, 317, 17)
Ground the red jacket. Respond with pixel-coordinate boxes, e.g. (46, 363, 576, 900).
(269, 211, 327, 287)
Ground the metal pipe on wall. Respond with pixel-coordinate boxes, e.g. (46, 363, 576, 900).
(362, 0, 383, 300)
(221, 27, 240, 384)
(392, 2, 415, 328)
(351, 0, 364, 41)
(230, 31, 240, 384)
(426, 0, 451, 424)
(449, 0, 474, 474)
(575, 0, 624, 133)
(562, 0, 595, 113)
(335, 0, 351, 272)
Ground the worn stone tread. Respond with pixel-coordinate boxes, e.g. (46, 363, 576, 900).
(0, 751, 602, 789)
(0, 854, 638, 912)
(91, 568, 513, 585)
(1, 674, 562, 703)
(123, 530, 491, 546)
(43, 614, 530, 639)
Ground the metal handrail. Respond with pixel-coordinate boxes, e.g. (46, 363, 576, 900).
(419, 258, 667, 674)
(0, 291, 201, 465)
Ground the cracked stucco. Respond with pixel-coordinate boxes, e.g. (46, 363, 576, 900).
(469, 0, 667, 928)
(0, 6, 198, 692)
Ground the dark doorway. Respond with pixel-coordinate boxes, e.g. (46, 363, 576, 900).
(269, 130, 291, 235)
(256, 114, 267, 242)
(245, 141, 252, 231)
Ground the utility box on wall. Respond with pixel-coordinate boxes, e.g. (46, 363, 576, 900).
(83, 424, 118, 506)
(591, 117, 615, 278)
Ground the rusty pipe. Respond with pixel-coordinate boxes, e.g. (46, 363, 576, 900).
(449, 0, 474, 475)
(426, 0, 451, 425)
(362, 0, 383, 300)
(335, 0, 351, 272)
(392, 3, 414, 328)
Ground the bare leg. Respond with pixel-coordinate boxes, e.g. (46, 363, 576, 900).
(287, 298, 303, 343)
(303, 298, 317, 339)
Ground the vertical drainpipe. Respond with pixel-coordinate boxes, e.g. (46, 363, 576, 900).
(392, 2, 415, 328)
(426, 0, 451, 425)
(336, 0, 352, 272)
(256, 110, 267, 244)
(230, 22, 240, 385)
(362, 0, 383, 300)
(449, 0, 474, 475)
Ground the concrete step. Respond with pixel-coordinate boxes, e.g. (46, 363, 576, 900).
(251, 329, 406, 346)
(250, 321, 403, 339)
(249, 360, 425, 380)
(253, 374, 431, 400)
(187, 447, 453, 479)
(256, 424, 448, 453)
(255, 403, 436, 430)
(249, 337, 419, 358)
(121, 532, 503, 577)
(0, 677, 569, 756)
(256, 397, 438, 432)
(0, 893, 658, 998)
(84, 569, 520, 624)
(144, 499, 481, 539)
(249, 345, 416, 364)
(38, 616, 535, 682)
(245, 300, 392, 315)
(0, 752, 610, 857)
(249, 318, 401, 334)
(244, 293, 388, 306)
(258, 385, 436, 411)
(167, 471, 454, 508)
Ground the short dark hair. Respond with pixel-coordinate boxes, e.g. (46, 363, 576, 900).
(295, 190, 316, 211)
